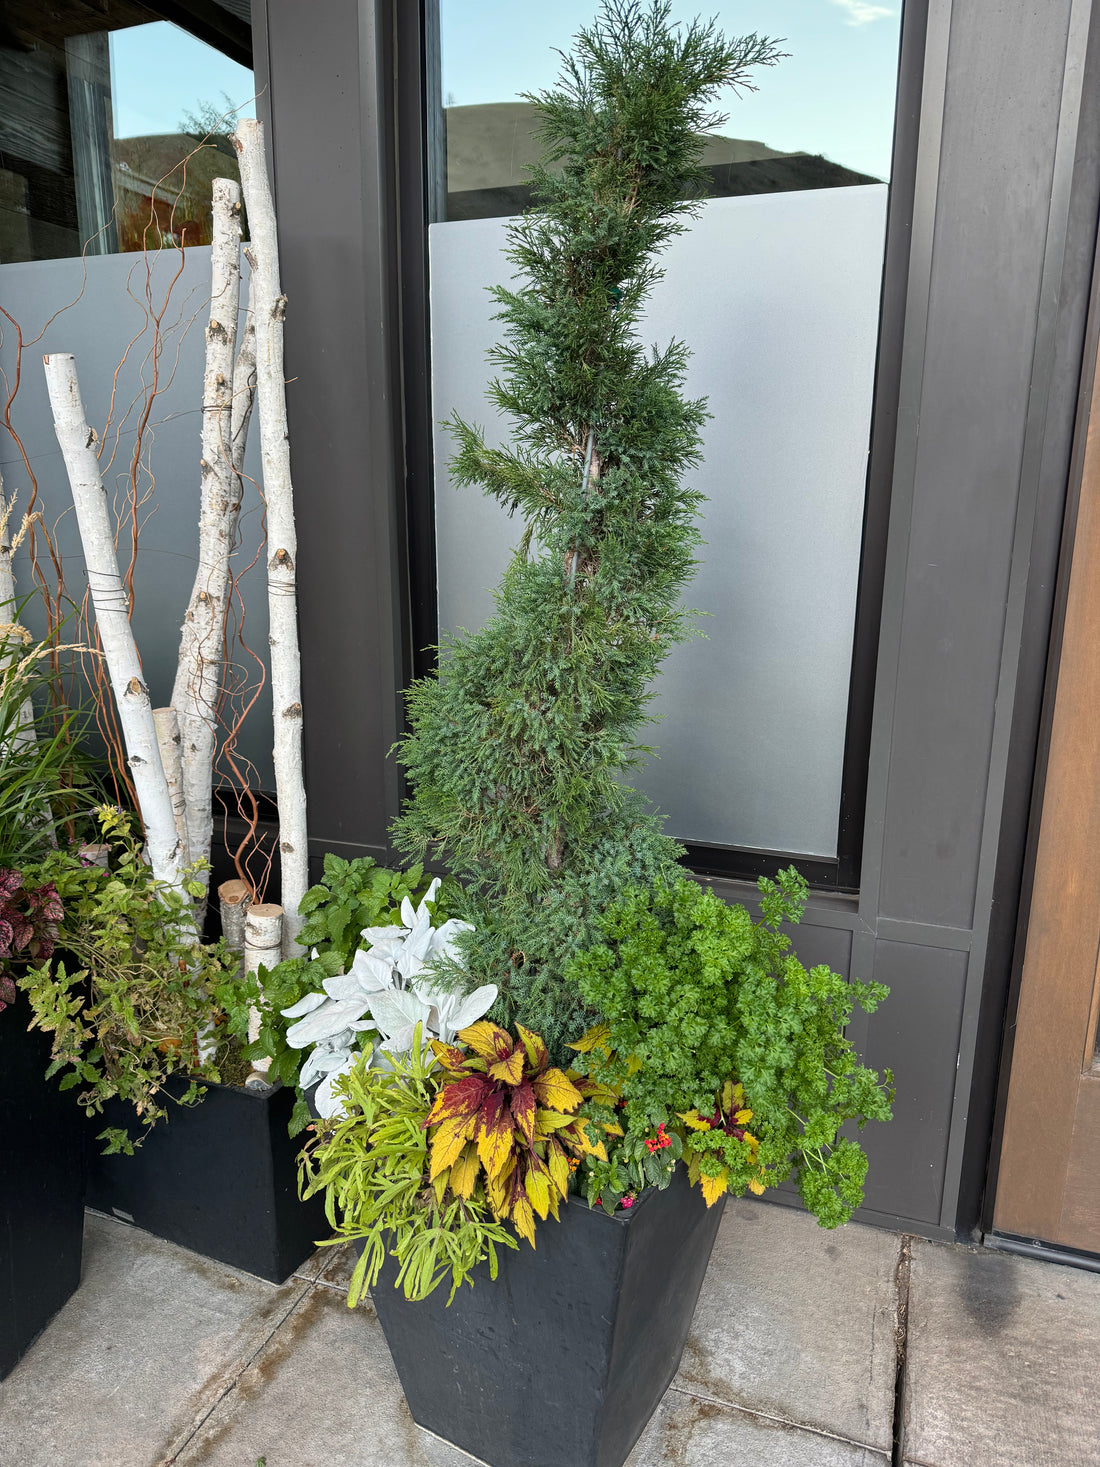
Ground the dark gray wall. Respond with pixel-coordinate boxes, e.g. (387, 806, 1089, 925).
(254, 0, 408, 877)
(259, 0, 1100, 1237)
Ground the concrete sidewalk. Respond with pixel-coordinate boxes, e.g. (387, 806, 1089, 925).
(1, 1198, 1098, 1467)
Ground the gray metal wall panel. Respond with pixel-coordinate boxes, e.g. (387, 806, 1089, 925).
(858, 942, 968, 1223)
(262, 0, 404, 868)
(877, 0, 1074, 929)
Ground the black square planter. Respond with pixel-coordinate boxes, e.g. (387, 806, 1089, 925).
(371, 1163, 725, 1467)
(86, 1077, 328, 1283)
(0, 999, 86, 1380)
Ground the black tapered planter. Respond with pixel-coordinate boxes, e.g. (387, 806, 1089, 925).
(372, 1163, 724, 1467)
(86, 1077, 328, 1283)
(0, 997, 86, 1380)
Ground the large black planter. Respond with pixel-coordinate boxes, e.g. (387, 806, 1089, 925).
(86, 1077, 328, 1283)
(372, 1163, 724, 1467)
(0, 997, 86, 1379)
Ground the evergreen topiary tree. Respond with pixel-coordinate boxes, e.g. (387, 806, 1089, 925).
(394, 2, 781, 1053)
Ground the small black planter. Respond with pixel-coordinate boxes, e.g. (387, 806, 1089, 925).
(86, 1077, 328, 1283)
(0, 997, 86, 1380)
(372, 1163, 724, 1467)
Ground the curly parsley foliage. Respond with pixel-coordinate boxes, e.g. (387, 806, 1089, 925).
(566, 867, 894, 1227)
(393, 2, 783, 1059)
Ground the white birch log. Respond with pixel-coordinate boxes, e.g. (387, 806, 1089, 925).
(244, 900, 282, 1082)
(153, 707, 189, 870)
(43, 352, 183, 894)
(218, 877, 251, 954)
(0, 476, 38, 754)
(233, 120, 308, 958)
(231, 320, 257, 475)
(171, 177, 243, 924)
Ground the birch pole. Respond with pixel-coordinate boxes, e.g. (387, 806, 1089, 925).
(43, 353, 183, 894)
(172, 177, 243, 924)
(243, 900, 282, 1084)
(0, 476, 36, 752)
(233, 120, 308, 957)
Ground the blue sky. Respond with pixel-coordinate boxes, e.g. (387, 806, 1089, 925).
(441, 1, 902, 180)
(106, 4, 902, 182)
(109, 23, 255, 140)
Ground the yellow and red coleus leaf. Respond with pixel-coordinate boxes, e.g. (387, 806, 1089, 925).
(534, 1108, 579, 1137)
(488, 1046, 525, 1086)
(572, 1074, 619, 1108)
(699, 1167, 729, 1208)
(515, 1022, 549, 1075)
(567, 1022, 610, 1055)
(510, 1079, 537, 1145)
(476, 1088, 516, 1179)
(428, 1040, 472, 1074)
(424, 1073, 491, 1128)
(458, 1020, 515, 1063)
(511, 1188, 536, 1247)
(449, 1141, 480, 1200)
(429, 1113, 478, 1180)
(531, 1067, 584, 1114)
(546, 1136, 571, 1199)
(524, 1160, 551, 1221)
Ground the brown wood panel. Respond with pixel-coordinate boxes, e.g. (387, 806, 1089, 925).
(1061, 1075, 1100, 1239)
(994, 322, 1100, 1248)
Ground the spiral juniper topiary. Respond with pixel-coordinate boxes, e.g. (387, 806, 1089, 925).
(394, 3, 782, 1053)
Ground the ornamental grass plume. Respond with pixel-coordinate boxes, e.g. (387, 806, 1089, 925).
(394, 1, 782, 1054)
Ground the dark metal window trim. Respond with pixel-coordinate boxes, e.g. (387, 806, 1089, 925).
(393, 0, 929, 894)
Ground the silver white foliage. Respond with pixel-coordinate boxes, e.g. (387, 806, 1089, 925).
(282, 878, 495, 1118)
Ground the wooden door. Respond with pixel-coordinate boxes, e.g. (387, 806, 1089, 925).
(993, 326, 1100, 1253)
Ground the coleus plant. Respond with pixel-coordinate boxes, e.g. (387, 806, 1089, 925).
(0, 868, 62, 1013)
(424, 1020, 614, 1245)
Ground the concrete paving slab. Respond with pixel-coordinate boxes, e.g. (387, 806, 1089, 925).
(172, 1285, 484, 1466)
(902, 1237, 1100, 1467)
(675, 1196, 902, 1452)
(627, 1389, 889, 1467)
(0, 1211, 308, 1467)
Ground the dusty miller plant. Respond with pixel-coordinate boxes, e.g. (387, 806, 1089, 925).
(395, 2, 782, 1054)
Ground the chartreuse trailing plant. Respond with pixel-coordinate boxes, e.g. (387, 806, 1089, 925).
(299, 1027, 520, 1307)
(566, 868, 894, 1227)
(393, 2, 783, 1056)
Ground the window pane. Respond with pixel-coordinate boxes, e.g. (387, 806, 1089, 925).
(440, 1, 901, 221)
(431, 3, 903, 859)
(0, 8, 253, 262)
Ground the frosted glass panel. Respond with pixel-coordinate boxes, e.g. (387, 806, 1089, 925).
(431, 186, 887, 857)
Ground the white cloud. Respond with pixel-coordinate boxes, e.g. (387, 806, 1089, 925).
(828, 0, 894, 23)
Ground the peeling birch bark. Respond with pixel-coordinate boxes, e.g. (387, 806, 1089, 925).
(43, 352, 183, 895)
(233, 120, 308, 958)
(231, 320, 257, 475)
(153, 706, 189, 870)
(0, 475, 38, 755)
(171, 177, 243, 926)
(243, 900, 282, 1081)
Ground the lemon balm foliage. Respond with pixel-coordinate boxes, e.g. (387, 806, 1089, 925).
(395, 3, 782, 1050)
